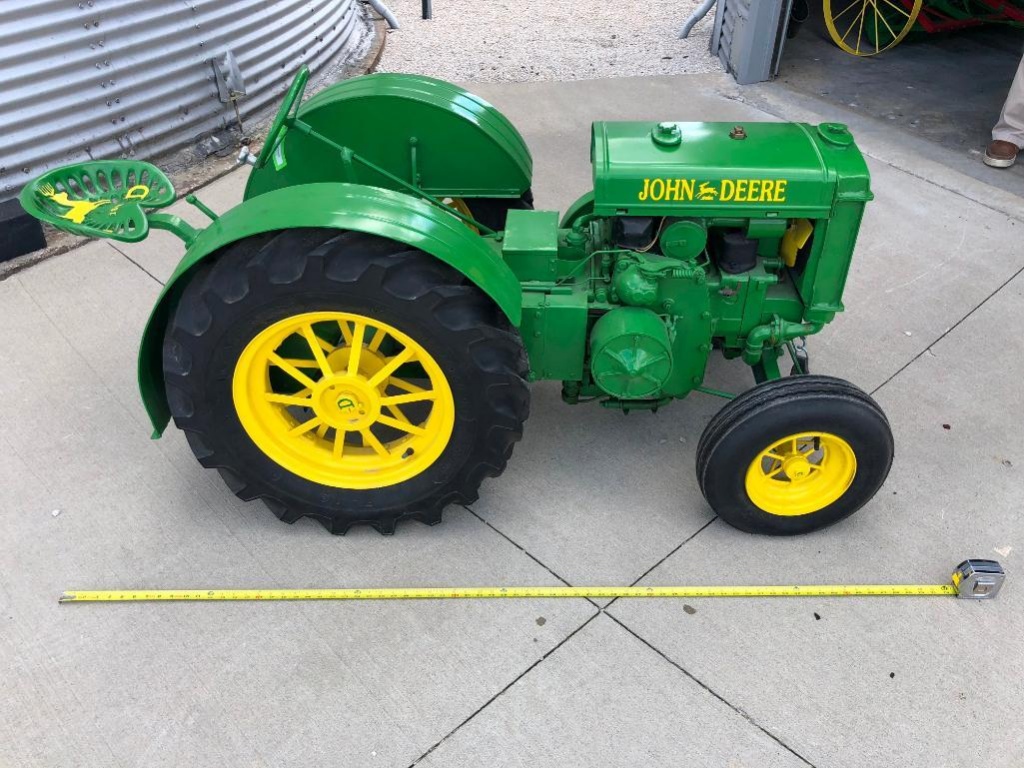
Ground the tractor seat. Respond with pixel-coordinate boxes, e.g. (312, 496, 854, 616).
(19, 160, 175, 243)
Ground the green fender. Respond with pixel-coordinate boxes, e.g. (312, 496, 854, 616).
(245, 73, 532, 201)
(139, 182, 522, 436)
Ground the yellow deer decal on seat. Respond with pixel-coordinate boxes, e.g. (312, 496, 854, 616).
(37, 183, 111, 224)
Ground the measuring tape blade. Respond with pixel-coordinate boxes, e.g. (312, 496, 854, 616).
(57, 561, 1003, 603)
(59, 583, 958, 603)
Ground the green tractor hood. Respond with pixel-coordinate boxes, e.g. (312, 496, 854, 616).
(590, 121, 873, 219)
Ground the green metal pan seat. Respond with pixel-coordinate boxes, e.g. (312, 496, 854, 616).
(19, 160, 175, 243)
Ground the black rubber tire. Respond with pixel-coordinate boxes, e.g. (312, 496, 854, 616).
(696, 375, 894, 535)
(464, 190, 533, 232)
(162, 228, 530, 535)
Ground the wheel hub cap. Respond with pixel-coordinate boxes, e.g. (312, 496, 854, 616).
(782, 454, 813, 480)
(314, 377, 378, 430)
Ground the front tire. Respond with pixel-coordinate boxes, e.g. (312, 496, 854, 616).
(696, 375, 893, 535)
(163, 228, 530, 534)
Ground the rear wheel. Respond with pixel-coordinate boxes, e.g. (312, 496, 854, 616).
(163, 228, 530, 534)
(696, 375, 893, 535)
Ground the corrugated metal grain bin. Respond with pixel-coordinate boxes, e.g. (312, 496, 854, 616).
(0, 0, 372, 202)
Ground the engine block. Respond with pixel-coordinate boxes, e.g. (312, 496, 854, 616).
(505, 120, 872, 407)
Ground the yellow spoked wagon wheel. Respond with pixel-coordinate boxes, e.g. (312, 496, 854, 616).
(443, 192, 534, 233)
(824, 0, 923, 56)
(444, 197, 481, 234)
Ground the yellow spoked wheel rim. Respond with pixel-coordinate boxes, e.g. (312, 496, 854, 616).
(744, 432, 857, 516)
(232, 311, 455, 489)
(444, 197, 479, 234)
(824, 0, 922, 56)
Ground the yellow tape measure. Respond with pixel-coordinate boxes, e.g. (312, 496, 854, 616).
(59, 560, 1003, 603)
(60, 584, 957, 602)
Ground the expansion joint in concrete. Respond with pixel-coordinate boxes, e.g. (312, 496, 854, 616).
(872, 259, 1024, 397)
(604, 612, 818, 768)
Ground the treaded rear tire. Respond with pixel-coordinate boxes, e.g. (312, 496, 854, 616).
(162, 228, 529, 534)
(696, 375, 893, 535)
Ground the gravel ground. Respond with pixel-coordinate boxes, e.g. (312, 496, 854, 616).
(376, 0, 722, 82)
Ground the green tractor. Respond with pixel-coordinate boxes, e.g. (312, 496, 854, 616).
(20, 67, 894, 536)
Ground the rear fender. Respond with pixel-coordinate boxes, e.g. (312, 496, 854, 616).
(245, 73, 532, 200)
(139, 182, 521, 436)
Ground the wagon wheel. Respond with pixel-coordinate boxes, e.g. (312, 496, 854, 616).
(444, 192, 534, 233)
(824, 0, 923, 56)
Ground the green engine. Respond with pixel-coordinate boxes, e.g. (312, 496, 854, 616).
(504, 119, 872, 407)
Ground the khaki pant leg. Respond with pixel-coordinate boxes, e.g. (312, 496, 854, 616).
(993, 53, 1024, 147)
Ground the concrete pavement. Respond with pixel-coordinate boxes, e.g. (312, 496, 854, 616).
(2, 74, 1021, 768)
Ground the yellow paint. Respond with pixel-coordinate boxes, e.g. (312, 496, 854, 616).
(780, 218, 814, 267)
(38, 183, 111, 224)
(232, 311, 455, 489)
(745, 431, 857, 516)
(638, 178, 788, 203)
(444, 197, 479, 234)
(37, 180, 152, 225)
(823, 0, 923, 57)
(59, 583, 959, 602)
(124, 184, 151, 200)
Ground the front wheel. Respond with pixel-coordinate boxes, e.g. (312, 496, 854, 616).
(696, 376, 894, 535)
(163, 229, 530, 534)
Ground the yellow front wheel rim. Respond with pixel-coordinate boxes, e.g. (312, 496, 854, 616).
(232, 311, 455, 489)
(745, 432, 857, 516)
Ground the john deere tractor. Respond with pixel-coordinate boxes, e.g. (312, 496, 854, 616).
(20, 67, 894, 536)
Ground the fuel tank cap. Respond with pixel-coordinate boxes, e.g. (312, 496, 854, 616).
(651, 121, 682, 147)
(817, 122, 854, 147)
